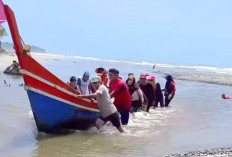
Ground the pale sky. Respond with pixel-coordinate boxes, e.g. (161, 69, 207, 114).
(2, 0, 232, 67)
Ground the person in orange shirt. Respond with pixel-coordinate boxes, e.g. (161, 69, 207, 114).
(95, 67, 109, 88)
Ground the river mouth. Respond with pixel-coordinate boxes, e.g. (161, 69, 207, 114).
(1, 54, 232, 157)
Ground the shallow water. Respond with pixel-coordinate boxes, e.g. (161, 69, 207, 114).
(0, 56, 232, 157)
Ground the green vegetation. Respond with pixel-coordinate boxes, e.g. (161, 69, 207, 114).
(0, 26, 7, 50)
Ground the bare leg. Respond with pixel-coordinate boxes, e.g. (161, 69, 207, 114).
(117, 126, 124, 133)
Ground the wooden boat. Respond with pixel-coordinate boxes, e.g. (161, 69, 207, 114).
(1, 2, 100, 133)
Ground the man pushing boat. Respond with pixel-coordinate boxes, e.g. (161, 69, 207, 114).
(77, 76, 124, 133)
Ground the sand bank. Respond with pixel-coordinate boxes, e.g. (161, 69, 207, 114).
(162, 72, 232, 87)
(0, 52, 64, 72)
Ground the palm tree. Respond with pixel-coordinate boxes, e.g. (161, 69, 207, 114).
(0, 26, 7, 50)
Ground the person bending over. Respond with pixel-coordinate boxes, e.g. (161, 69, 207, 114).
(77, 76, 124, 133)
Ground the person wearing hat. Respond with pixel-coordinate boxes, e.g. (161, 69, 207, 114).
(77, 76, 124, 133)
(163, 75, 176, 107)
(139, 73, 155, 112)
(77, 71, 96, 94)
(109, 68, 131, 125)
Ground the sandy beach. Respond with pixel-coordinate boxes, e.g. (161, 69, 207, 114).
(0, 52, 63, 72)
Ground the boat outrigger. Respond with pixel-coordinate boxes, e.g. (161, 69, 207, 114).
(1, 1, 100, 133)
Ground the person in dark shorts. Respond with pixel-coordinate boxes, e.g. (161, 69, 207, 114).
(78, 76, 124, 133)
(99, 112, 121, 128)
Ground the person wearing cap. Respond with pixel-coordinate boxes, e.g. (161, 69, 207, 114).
(109, 68, 131, 125)
(95, 67, 109, 88)
(162, 75, 176, 107)
(77, 71, 96, 94)
(77, 76, 124, 133)
(139, 73, 155, 112)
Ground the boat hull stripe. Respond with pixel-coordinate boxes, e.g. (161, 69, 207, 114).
(26, 86, 99, 112)
(20, 69, 97, 104)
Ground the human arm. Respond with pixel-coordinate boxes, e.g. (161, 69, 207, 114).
(168, 81, 176, 99)
(89, 82, 96, 93)
(76, 86, 82, 94)
(77, 92, 100, 99)
(137, 88, 144, 103)
(110, 84, 125, 98)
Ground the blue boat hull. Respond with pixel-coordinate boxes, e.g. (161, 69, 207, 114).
(27, 90, 100, 133)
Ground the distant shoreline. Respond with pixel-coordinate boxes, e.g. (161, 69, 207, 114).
(1, 51, 231, 87)
(162, 71, 232, 87)
(1, 41, 46, 53)
(0, 52, 60, 72)
(152, 67, 232, 87)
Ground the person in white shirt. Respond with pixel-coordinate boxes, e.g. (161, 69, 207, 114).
(77, 76, 124, 133)
(77, 71, 96, 94)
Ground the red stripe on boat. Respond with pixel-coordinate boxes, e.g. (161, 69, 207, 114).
(24, 75, 99, 110)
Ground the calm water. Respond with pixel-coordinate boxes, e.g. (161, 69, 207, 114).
(0, 56, 232, 157)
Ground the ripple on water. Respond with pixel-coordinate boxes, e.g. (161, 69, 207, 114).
(82, 106, 182, 138)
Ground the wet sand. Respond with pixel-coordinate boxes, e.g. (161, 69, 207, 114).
(0, 52, 63, 72)
(151, 66, 232, 87)
(163, 72, 232, 86)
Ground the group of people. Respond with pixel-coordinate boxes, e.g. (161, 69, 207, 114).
(127, 73, 176, 113)
(67, 68, 176, 133)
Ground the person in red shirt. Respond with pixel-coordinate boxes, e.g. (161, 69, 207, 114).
(109, 68, 131, 125)
(163, 75, 176, 107)
(222, 94, 232, 99)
